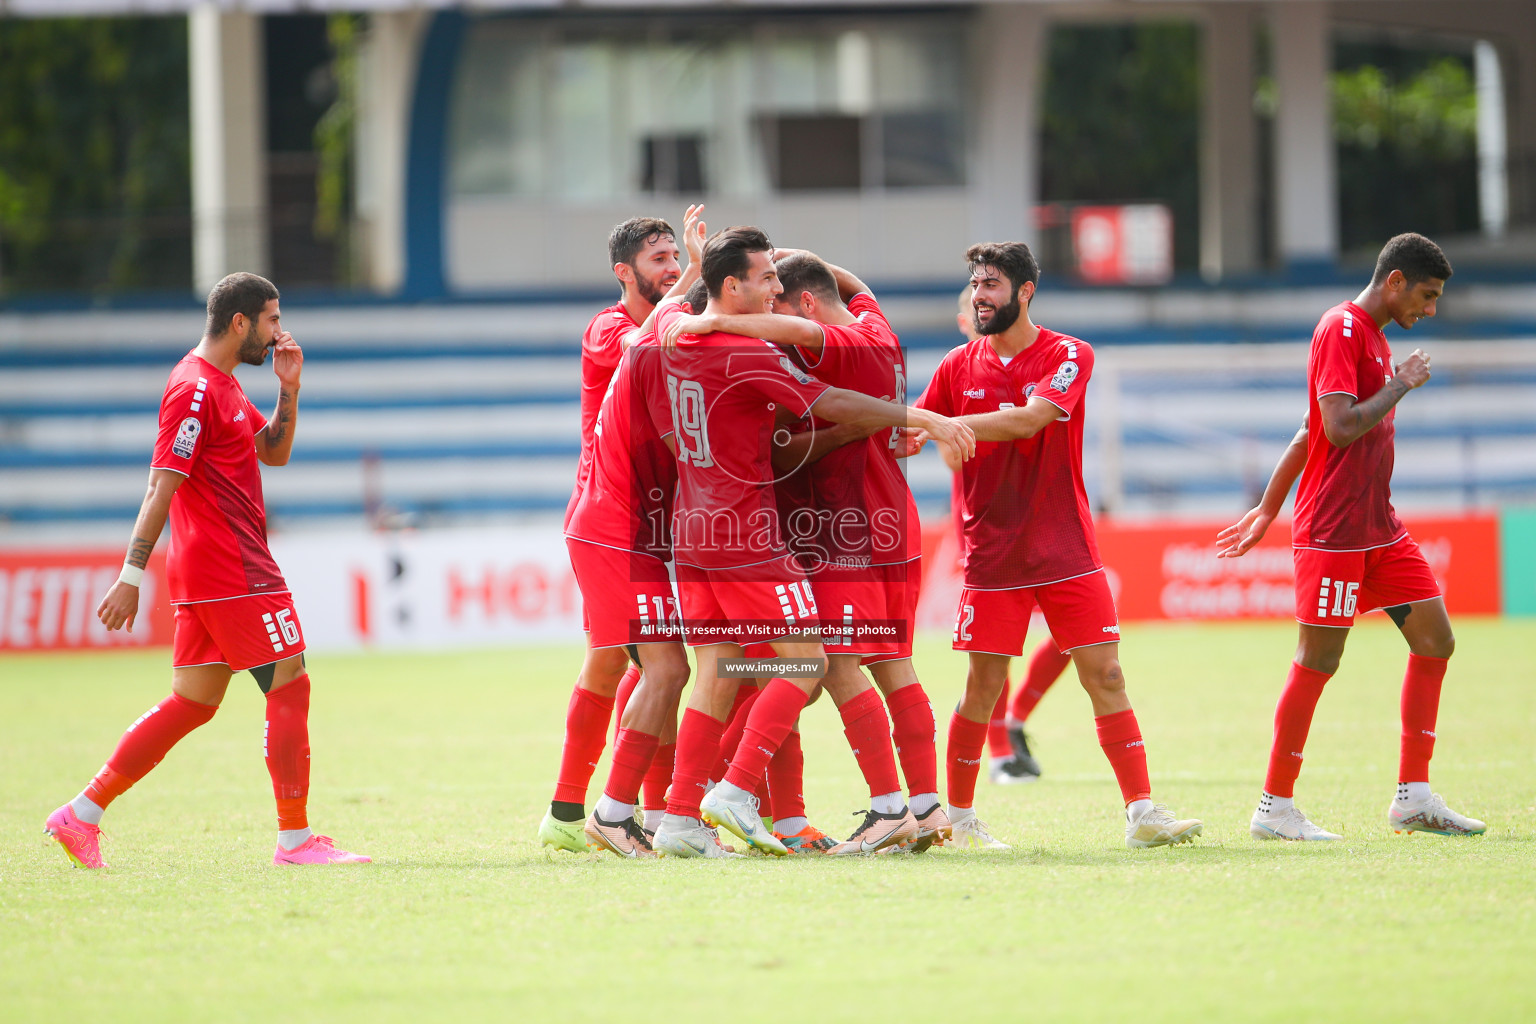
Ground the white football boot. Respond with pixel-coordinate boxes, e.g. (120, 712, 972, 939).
(1389, 792, 1487, 836)
(1250, 804, 1343, 841)
(1125, 804, 1203, 848)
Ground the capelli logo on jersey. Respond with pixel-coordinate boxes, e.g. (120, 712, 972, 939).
(963, 388, 987, 399)
(233, 409, 246, 423)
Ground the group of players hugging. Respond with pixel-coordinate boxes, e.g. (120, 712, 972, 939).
(44, 205, 1486, 870)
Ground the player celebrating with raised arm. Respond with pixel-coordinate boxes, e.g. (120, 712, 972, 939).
(914, 243, 1202, 850)
(540, 207, 703, 852)
(665, 249, 949, 853)
(45, 273, 368, 869)
(651, 226, 975, 857)
(1219, 232, 1484, 841)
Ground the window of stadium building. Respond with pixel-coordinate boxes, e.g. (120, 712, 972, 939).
(448, 17, 968, 201)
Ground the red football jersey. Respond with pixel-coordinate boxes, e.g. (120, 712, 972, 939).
(150, 353, 286, 604)
(793, 293, 920, 567)
(656, 301, 832, 570)
(915, 329, 1100, 589)
(565, 337, 678, 557)
(567, 303, 640, 529)
(1293, 301, 1406, 551)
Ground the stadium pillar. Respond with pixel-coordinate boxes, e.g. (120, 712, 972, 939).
(355, 10, 428, 295)
(971, 3, 1046, 248)
(1505, 29, 1536, 228)
(1269, 0, 1337, 274)
(1199, 3, 1259, 281)
(189, 3, 269, 293)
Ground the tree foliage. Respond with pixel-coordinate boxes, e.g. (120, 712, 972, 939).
(0, 16, 191, 294)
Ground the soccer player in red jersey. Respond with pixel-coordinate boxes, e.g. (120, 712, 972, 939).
(914, 242, 1203, 850)
(1218, 233, 1485, 840)
(540, 207, 703, 852)
(953, 286, 1068, 784)
(44, 273, 368, 868)
(670, 249, 950, 853)
(650, 226, 975, 857)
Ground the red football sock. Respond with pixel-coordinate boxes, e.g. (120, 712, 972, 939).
(85, 692, 217, 808)
(1095, 708, 1152, 804)
(265, 674, 312, 831)
(887, 683, 938, 796)
(839, 688, 902, 798)
(722, 679, 809, 792)
(611, 664, 642, 742)
(766, 730, 806, 821)
(987, 680, 1012, 757)
(1400, 653, 1448, 783)
(666, 708, 725, 818)
(642, 742, 675, 811)
(945, 713, 988, 810)
(604, 727, 660, 806)
(1264, 662, 1332, 798)
(1011, 641, 1070, 722)
(553, 686, 615, 805)
(715, 683, 761, 784)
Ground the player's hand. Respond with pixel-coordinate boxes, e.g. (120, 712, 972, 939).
(97, 580, 141, 633)
(1395, 348, 1431, 390)
(919, 412, 976, 462)
(1215, 506, 1274, 559)
(893, 426, 928, 458)
(660, 313, 713, 351)
(271, 331, 303, 390)
(682, 204, 706, 265)
(771, 247, 809, 263)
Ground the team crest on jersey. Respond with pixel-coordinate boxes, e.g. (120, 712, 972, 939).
(1050, 360, 1079, 393)
(1023, 384, 1037, 399)
(779, 355, 814, 385)
(172, 417, 201, 458)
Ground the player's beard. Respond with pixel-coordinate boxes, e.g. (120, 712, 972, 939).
(237, 322, 270, 366)
(974, 293, 1022, 336)
(634, 268, 675, 306)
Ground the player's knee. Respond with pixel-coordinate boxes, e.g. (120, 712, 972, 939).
(1418, 630, 1455, 660)
(1080, 659, 1125, 699)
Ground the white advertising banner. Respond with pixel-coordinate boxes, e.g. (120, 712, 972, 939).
(271, 527, 584, 651)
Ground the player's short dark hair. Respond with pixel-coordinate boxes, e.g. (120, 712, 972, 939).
(205, 272, 279, 337)
(608, 217, 675, 268)
(966, 242, 1040, 297)
(702, 226, 773, 299)
(775, 253, 839, 303)
(1371, 232, 1453, 286)
(683, 278, 709, 314)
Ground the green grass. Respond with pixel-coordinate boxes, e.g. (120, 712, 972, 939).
(3, 619, 1534, 1022)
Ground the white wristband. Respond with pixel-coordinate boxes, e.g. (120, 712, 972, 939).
(118, 563, 145, 588)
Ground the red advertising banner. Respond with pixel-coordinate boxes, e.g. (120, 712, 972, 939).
(920, 513, 1501, 625)
(0, 549, 173, 652)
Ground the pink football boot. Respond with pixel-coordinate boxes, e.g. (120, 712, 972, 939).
(45, 804, 106, 869)
(273, 834, 371, 865)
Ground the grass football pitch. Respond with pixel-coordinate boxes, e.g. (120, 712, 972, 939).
(3, 618, 1534, 1023)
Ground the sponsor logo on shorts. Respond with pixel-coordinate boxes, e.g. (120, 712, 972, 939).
(171, 417, 201, 458)
(1103, 625, 1120, 633)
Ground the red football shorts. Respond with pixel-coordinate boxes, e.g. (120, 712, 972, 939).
(567, 538, 680, 648)
(1293, 534, 1440, 627)
(172, 592, 306, 671)
(810, 561, 909, 660)
(676, 558, 820, 648)
(953, 569, 1119, 657)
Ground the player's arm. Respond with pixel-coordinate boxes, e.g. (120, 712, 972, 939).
(254, 331, 302, 466)
(1317, 348, 1431, 448)
(810, 388, 975, 461)
(1216, 421, 1309, 558)
(955, 397, 1063, 442)
(623, 204, 706, 350)
(97, 468, 185, 632)
(663, 310, 823, 352)
(770, 421, 879, 473)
